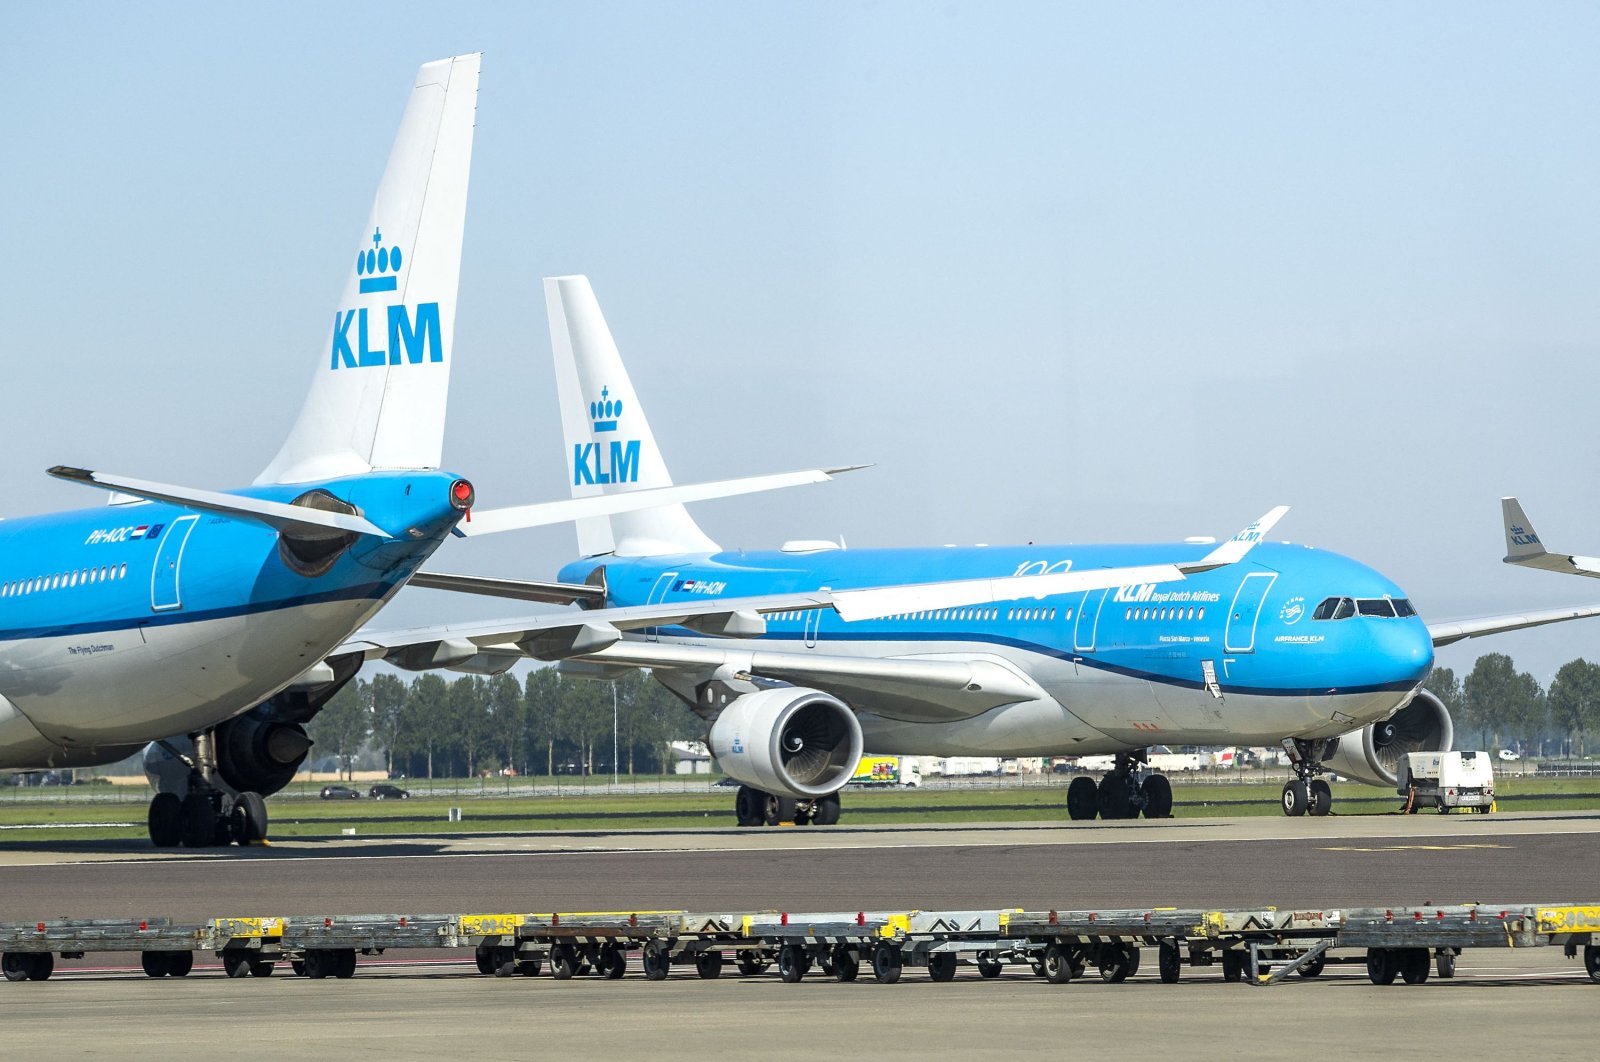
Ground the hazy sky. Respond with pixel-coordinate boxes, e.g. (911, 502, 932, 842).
(5, 2, 1600, 686)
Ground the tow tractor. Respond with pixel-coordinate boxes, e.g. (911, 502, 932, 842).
(1399, 751, 1495, 814)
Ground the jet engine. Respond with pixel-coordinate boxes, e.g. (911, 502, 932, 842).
(143, 715, 312, 798)
(1322, 689, 1453, 788)
(708, 687, 863, 798)
(277, 489, 362, 577)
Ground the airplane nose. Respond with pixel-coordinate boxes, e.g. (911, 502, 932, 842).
(1386, 620, 1435, 684)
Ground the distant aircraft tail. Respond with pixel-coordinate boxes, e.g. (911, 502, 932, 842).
(546, 275, 720, 557)
(256, 54, 480, 486)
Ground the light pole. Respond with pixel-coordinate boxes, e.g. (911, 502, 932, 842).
(612, 682, 619, 786)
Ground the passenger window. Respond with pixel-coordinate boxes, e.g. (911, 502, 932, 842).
(1198, 607, 1205, 621)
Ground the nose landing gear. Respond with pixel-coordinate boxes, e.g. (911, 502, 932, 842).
(1281, 739, 1335, 817)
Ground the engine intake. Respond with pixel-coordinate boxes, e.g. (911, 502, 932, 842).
(278, 489, 362, 577)
(1322, 688, 1453, 789)
(708, 688, 863, 798)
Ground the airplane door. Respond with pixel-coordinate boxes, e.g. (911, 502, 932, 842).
(644, 571, 677, 642)
(1073, 588, 1107, 652)
(150, 516, 200, 613)
(1224, 572, 1277, 653)
(803, 608, 822, 649)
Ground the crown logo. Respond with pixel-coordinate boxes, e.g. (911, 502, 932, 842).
(589, 386, 622, 433)
(355, 227, 401, 294)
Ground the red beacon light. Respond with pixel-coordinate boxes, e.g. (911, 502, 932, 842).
(449, 479, 475, 514)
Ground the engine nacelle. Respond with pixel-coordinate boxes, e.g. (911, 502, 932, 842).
(143, 716, 312, 797)
(1322, 688, 1453, 789)
(708, 688, 863, 798)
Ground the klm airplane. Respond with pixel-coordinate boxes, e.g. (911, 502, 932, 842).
(0, 58, 850, 849)
(374, 276, 1600, 826)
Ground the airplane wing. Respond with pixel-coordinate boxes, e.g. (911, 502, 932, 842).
(1501, 496, 1600, 577)
(406, 571, 606, 606)
(454, 466, 866, 537)
(1428, 604, 1600, 647)
(48, 467, 394, 538)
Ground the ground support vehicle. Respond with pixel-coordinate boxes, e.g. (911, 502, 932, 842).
(4, 903, 1599, 988)
(1398, 751, 1496, 813)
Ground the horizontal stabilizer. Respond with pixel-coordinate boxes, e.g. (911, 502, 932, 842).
(48, 467, 392, 539)
(453, 466, 863, 538)
(1500, 497, 1600, 576)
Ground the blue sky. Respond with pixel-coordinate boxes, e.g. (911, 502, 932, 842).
(5, 2, 1600, 683)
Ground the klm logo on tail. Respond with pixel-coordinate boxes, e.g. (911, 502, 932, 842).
(331, 227, 442, 370)
(573, 384, 640, 485)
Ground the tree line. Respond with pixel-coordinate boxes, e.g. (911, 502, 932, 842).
(1428, 653, 1600, 756)
(307, 669, 704, 780)
(307, 651, 1600, 781)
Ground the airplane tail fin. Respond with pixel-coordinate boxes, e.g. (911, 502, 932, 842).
(256, 54, 480, 486)
(546, 275, 720, 557)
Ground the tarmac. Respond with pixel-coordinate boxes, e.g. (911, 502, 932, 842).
(1, 810, 1596, 1057)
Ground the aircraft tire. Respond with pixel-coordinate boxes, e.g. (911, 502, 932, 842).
(1281, 781, 1309, 817)
(813, 792, 841, 826)
(1308, 779, 1332, 817)
(1140, 774, 1173, 818)
(148, 793, 183, 848)
(1097, 775, 1133, 819)
(733, 786, 765, 827)
(179, 793, 217, 848)
(232, 792, 268, 845)
(765, 795, 798, 826)
(1066, 776, 1098, 821)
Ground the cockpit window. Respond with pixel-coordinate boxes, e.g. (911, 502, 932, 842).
(1312, 596, 1357, 620)
(1357, 598, 1396, 618)
(1317, 595, 1413, 619)
(1392, 598, 1416, 617)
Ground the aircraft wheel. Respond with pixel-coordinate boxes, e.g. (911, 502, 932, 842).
(1281, 780, 1309, 817)
(927, 952, 957, 982)
(231, 792, 269, 845)
(765, 795, 798, 826)
(1366, 948, 1398, 985)
(180, 793, 218, 848)
(871, 944, 903, 984)
(1097, 775, 1133, 820)
(1158, 941, 1181, 984)
(813, 792, 841, 826)
(1308, 779, 1332, 816)
(1041, 944, 1075, 984)
(1436, 950, 1457, 979)
(976, 952, 1003, 979)
(1141, 774, 1173, 819)
(734, 786, 766, 827)
(148, 793, 183, 848)
(1066, 776, 1098, 821)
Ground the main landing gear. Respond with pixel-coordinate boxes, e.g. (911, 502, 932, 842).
(733, 786, 842, 827)
(147, 729, 270, 848)
(1280, 739, 1335, 818)
(1065, 751, 1173, 821)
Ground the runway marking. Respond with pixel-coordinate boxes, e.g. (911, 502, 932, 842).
(0, 822, 140, 830)
(1319, 843, 1513, 853)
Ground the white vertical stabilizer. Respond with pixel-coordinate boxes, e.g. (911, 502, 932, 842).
(546, 275, 719, 557)
(257, 54, 480, 485)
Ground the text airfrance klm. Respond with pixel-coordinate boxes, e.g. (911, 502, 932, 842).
(573, 440, 641, 486)
(330, 303, 443, 370)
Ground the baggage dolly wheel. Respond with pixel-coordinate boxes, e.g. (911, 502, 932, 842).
(777, 943, 809, 983)
(1157, 942, 1182, 984)
(1365, 948, 1398, 985)
(831, 945, 860, 982)
(927, 952, 957, 982)
(642, 942, 670, 981)
(1435, 949, 1457, 980)
(1584, 944, 1600, 984)
(735, 952, 770, 977)
(1040, 944, 1074, 985)
(598, 946, 627, 980)
(1399, 947, 1430, 985)
(1221, 950, 1245, 983)
(694, 950, 722, 979)
(975, 952, 1003, 979)
(870, 944, 903, 984)
(550, 944, 580, 980)
(1098, 943, 1140, 984)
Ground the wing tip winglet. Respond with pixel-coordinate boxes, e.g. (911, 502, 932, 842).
(47, 465, 95, 483)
